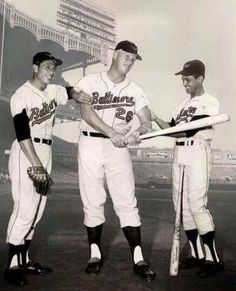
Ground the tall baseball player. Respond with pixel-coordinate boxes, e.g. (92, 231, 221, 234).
(4, 51, 82, 286)
(73, 40, 156, 281)
(151, 60, 224, 277)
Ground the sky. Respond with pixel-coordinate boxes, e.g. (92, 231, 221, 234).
(5, 0, 236, 150)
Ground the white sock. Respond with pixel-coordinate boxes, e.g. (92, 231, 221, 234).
(204, 242, 219, 262)
(10, 254, 18, 268)
(189, 235, 204, 259)
(90, 243, 101, 259)
(133, 246, 144, 264)
(26, 250, 29, 263)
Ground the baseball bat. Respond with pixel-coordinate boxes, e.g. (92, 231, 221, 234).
(140, 113, 230, 140)
(169, 165, 184, 277)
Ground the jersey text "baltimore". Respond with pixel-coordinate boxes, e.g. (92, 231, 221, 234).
(30, 99, 57, 126)
(92, 91, 135, 110)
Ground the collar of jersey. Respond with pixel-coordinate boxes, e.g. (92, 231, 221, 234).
(189, 93, 207, 101)
(102, 71, 130, 88)
(25, 80, 48, 96)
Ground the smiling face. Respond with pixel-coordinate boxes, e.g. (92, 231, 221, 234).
(33, 60, 57, 85)
(181, 75, 204, 97)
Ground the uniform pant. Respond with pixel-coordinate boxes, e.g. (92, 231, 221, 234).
(78, 134, 141, 228)
(7, 139, 52, 245)
(172, 139, 214, 235)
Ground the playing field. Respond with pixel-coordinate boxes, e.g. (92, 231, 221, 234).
(0, 182, 235, 291)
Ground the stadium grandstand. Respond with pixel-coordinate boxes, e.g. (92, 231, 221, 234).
(57, 0, 116, 46)
(0, 0, 116, 96)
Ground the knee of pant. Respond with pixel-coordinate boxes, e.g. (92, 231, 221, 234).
(182, 208, 191, 217)
(189, 202, 206, 216)
(84, 204, 105, 217)
(17, 209, 36, 224)
(114, 204, 138, 217)
(182, 211, 196, 227)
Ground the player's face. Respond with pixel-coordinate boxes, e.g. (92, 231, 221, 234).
(182, 75, 202, 96)
(115, 50, 137, 75)
(34, 60, 57, 84)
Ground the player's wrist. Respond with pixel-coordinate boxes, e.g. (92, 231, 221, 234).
(153, 116, 159, 123)
(31, 161, 43, 168)
(107, 129, 117, 138)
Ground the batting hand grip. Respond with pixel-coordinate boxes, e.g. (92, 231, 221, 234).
(169, 165, 184, 277)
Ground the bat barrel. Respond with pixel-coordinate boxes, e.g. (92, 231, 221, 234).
(140, 113, 230, 141)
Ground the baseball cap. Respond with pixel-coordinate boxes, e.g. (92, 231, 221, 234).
(175, 60, 205, 76)
(33, 51, 63, 66)
(115, 40, 142, 61)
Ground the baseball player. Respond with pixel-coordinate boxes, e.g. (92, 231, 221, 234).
(73, 40, 156, 281)
(151, 60, 224, 277)
(4, 51, 82, 286)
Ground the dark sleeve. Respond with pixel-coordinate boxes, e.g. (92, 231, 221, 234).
(168, 118, 176, 127)
(13, 109, 31, 142)
(66, 87, 73, 100)
(186, 114, 212, 138)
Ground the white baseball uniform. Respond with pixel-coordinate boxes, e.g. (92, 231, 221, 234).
(75, 71, 149, 227)
(171, 92, 220, 235)
(7, 81, 68, 245)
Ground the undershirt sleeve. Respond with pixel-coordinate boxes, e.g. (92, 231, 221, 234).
(13, 109, 31, 142)
(186, 114, 211, 137)
(66, 86, 73, 100)
(168, 118, 176, 127)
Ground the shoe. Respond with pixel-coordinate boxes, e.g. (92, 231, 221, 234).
(197, 261, 224, 278)
(4, 267, 28, 286)
(133, 261, 156, 281)
(24, 261, 53, 275)
(85, 258, 103, 276)
(180, 257, 205, 269)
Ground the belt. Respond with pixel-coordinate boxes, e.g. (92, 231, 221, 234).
(176, 140, 194, 146)
(82, 131, 109, 139)
(33, 137, 52, 145)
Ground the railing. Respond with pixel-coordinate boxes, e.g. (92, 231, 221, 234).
(0, 0, 108, 65)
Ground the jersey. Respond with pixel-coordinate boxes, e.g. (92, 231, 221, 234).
(74, 71, 150, 135)
(10, 81, 68, 140)
(171, 92, 220, 140)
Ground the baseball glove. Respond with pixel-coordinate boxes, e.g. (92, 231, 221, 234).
(27, 166, 53, 196)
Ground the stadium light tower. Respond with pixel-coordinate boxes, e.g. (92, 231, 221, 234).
(0, 0, 6, 96)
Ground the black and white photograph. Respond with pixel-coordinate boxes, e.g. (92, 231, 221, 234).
(0, 0, 235, 290)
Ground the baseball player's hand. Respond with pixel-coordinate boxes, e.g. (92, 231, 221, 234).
(27, 166, 53, 196)
(150, 110, 158, 122)
(109, 132, 128, 148)
(127, 131, 141, 146)
(73, 90, 92, 104)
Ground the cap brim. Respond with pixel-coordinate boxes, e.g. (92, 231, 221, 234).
(175, 70, 183, 75)
(136, 54, 142, 61)
(53, 58, 63, 66)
